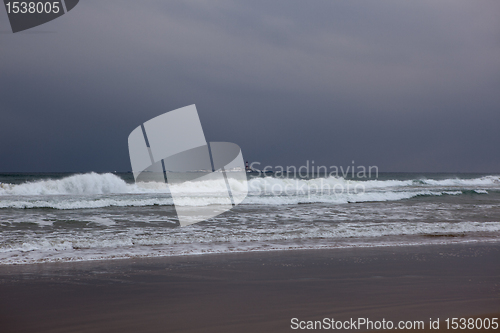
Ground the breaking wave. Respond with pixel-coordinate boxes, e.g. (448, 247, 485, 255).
(0, 173, 138, 196)
(0, 173, 499, 209)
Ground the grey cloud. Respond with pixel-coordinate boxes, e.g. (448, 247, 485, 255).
(0, 0, 499, 172)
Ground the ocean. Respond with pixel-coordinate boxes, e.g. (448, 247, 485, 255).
(1, 172, 499, 264)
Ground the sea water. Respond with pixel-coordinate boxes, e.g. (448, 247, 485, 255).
(0, 172, 499, 264)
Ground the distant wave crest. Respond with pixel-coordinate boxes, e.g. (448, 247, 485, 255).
(0, 173, 499, 209)
(0, 172, 168, 196)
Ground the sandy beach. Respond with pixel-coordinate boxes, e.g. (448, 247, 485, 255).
(0, 243, 498, 332)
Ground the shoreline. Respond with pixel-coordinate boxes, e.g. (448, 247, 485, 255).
(2, 237, 500, 267)
(0, 242, 499, 332)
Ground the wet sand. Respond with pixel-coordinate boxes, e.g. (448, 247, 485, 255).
(0, 243, 499, 332)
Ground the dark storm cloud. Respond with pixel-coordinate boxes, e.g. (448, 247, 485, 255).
(0, 0, 499, 172)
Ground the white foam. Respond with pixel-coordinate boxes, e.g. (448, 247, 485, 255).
(419, 176, 500, 186)
(0, 197, 174, 209)
(0, 173, 129, 195)
(1, 173, 499, 209)
(1, 221, 499, 265)
(246, 176, 500, 197)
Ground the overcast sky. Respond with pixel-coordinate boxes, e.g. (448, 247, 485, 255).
(1, 0, 499, 173)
